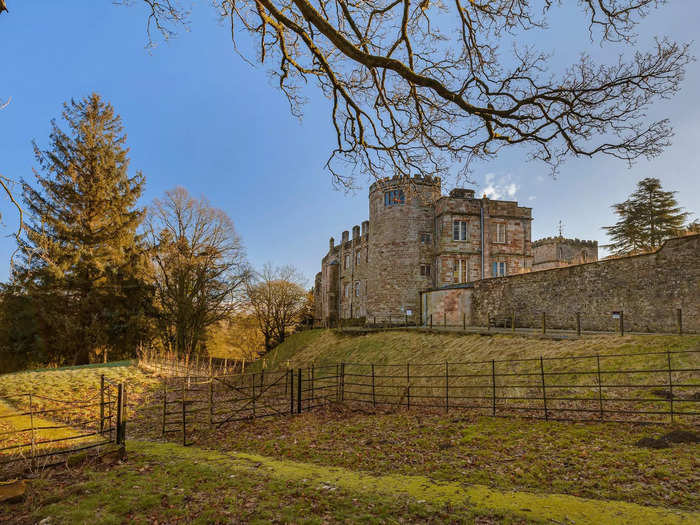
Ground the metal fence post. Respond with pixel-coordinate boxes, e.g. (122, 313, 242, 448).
(511, 311, 515, 332)
(290, 368, 295, 414)
(371, 364, 376, 408)
(596, 354, 604, 420)
(161, 381, 167, 436)
(430, 314, 433, 329)
(491, 360, 496, 416)
(100, 374, 105, 435)
(208, 374, 214, 427)
(540, 357, 548, 421)
(406, 363, 411, 409)
(297, 368, 302, 413)
(181, 381, 186, 446)
(445, 361, 449, 413)
(252, 373, 256, 420)
(341, 363, 345, 402)
(667, 351, 674, 423)
(443, 312, 447, 327)
(677, 308, 682, 335)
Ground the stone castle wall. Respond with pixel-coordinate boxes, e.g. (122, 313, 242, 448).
(468, 234, 699, 332)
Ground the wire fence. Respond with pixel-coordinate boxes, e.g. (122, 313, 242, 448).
(0, 375, 126, 475)
(148, 349, 698, 446)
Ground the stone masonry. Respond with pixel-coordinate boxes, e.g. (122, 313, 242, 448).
(422, 234, 700, 333)
(532, 237, 598, 271)
(314, 175, 533, 325)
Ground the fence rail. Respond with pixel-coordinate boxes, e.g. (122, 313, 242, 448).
(0, 375, 127, 474)
(150, 349, 699, 446)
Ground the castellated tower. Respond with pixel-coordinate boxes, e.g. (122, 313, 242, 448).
(367, 175, 441, 317)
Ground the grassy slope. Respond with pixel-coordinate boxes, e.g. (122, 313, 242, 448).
(260, 330, 700, 369)
(8, 440, 697, 525)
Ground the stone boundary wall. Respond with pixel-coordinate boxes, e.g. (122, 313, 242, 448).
(470, 234, 699, 333)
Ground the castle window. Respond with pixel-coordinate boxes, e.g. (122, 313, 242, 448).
(384, 189, 405, 207)
(354, 281, 361, 297)
(453, 220, 468, 241)
(344, 283, 351, 298)
(492, 261, 507, 277)
(420, 232, 431, 244)
(494, 223, 506, 243)
(356, 250, 362, 266)
(453, 259, 468, 283)
(420, 264, 431, 277)
(582, 249, 588, 262)
(344, 254, 350, 269)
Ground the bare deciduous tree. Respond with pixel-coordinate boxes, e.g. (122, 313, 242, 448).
(246, 263, 307, 351)
(121, 0, 691, 187)
(147, 187, 250, 358)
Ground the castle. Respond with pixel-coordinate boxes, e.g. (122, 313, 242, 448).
(313, 175, 601, 326)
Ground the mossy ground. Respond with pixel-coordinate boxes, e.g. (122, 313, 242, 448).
(5, 440, 697, 525)
(192, 407, 699, 511)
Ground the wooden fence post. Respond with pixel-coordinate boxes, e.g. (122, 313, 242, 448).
(297, 368, 302, 414)
(429, 314, 433, 329)
(28, 393, 36, 463)
(667, 351, 674, 423)
(405, 314, 408, 326)
(463, 313, 466, 330)
(511, 311, 515, 332)
(311, 364, 315, 405)
(619, 311, 624, 336)
(539, 357, 548, 421)
(596, 355, 603, 420)
(443, 312, 447, 327)
(100, 374, 105, 435)
(289, 369, 295, 414)
(576, 312, 581, 337)
(251, 373, 256, 420)
(487, 314, 491, 332)
(677, 308, 682, 335)
(542, 312, 546, 335)
(491, 360, 496, 416)
(371, 364, 376, 408)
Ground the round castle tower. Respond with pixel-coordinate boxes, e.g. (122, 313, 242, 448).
(367, 175, 441, 318)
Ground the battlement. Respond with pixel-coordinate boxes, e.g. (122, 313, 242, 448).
(369, 174, 441, 193)
(532, 236, 598, 248)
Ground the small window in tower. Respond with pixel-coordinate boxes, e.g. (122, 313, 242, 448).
(344, 254, 350, 269)
(582, 249, 588, 262)
(354, 281, 361, 297)
(344, 283, 351, 298)
(420, 232, 431, 244)
(494, 223, 506, 243)
(420, 264, 431, 277)
(453, 220, 468, 241)
(356, 250, 362, 266)
(384, 189, 405, 207)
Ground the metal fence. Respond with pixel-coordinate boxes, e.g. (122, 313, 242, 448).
(0, 375, 126, 473)
(153, 349, 698, 446)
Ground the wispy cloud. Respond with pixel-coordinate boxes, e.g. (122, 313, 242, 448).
(481, 173, 518, 200)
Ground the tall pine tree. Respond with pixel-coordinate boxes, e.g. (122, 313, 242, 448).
(604, 178, 689, 256)
(16, 94, 152, 365)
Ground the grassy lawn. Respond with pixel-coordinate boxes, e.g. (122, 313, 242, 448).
(192, 408, 700, 511)
(6, 440, 697, 525)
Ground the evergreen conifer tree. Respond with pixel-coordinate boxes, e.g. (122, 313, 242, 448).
(17, 94, 152, 365)
(604, 178, 689, 256)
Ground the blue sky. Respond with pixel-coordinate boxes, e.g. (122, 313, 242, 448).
(1, 1, 698, 284)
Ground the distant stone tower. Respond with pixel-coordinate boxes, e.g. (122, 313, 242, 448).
(366, 175, 441, 317)
(532, 237, 598, 271)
